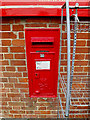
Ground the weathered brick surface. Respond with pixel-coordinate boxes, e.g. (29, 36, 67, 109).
(1, 25, 10, 31)
(1, 16, 89, 118)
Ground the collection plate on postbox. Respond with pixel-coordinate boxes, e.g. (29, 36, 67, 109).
(25, 28, 60, 97)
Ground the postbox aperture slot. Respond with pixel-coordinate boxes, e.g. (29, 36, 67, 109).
(31, 37, 54, 47)
(32, 42, 53, 45)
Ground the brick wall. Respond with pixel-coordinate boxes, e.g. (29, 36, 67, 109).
(1, 16, 89, 118)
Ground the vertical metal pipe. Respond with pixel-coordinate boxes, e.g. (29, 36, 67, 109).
(65, 0, 71, 117)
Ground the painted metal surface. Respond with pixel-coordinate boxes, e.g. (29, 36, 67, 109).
(25, 28, 60, 97)
(65, 0, 71, 117)
(0, 0, 89, 17)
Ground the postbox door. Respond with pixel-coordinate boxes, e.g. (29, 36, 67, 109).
(30, 52, 56, 97)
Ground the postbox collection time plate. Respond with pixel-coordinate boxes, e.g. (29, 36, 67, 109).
(36, 61, 50, 70)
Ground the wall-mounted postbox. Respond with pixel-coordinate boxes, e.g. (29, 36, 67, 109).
(25, 28, 60, 97)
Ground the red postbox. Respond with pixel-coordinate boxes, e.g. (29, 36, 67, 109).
(25, 28, 60, 97)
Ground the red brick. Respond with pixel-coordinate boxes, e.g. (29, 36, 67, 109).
(76, 48, 89, 53)
(1, 60, 9, 65)
(19, 78, 28, 82)
(84, 67, 89, 72)
(13, 25, 24, 31)
(4, 83, 14, 88)
(8, 93, 21, 97)
(20, 89, 29, 93)
(63, 33, 90, 39)
(74, 67, 83, 72)
(0, 83, 4, 88)
(2, 102, 8, 105)
(0, 47, 8, 53)
(22, 115, 37, 118)
(50, 17, 61, 23)
(15, 83, 28, 88)
(65, 40, 86, 46)
(0, 72, 3, 77)
(0, 88, 9, 92)
(3, 72, 22, 77)
(62, 33, 67, 39)
(38, 98, 55, 102)
(1, 25, 10, 31)
(26, 24, 47, 27)
(86, 54, 90, 59)
(1, 66, 5, 71)
(6, 67, 15, 71)
(49, 24, 59, 27)
(21, 106, 36, 110)
(17, 67, 26, 71)
(15, 54, 25, 59)
(1, 93, 6, 97)
(38, 107, 46, 110)
(35, 111, 50, 114)
(12, 40, 25, 46)
(4, 54, 13, 59)
(38, 115, 46, 118)
(62, 25, 65, 31)
(15, 18, 21, 23)
(26, 17, 50, 23)
(10, 47, 25, 53)
(10, 110, 25, 114)
(74, 73, 87, 75)
(76, 40, 86, 46)
(2, 18, 14, 24)
(61, 54, 64, 59)
(61, 61, 67, 65)
(75, 54, 85, 60)
(1, 32, 17, 39)
(87, 40, 90, 46)
(0, 54, 3, 59)
(62, 47, 67, 53)
(8, 78, 17, 83)
(13, 107, 21, 110)
(23, 72, 28, 77)
(26, 111, 34, 114)
(19, 32, 24, 39)
(2, 98, 11, 101)
(9, 102, 24, 107)
(2, 115, 13, 118)
(11, 60, 26, 66)
(71, 33, 90, 39)
(14, 115, 22, 118)
(1, 78, 8, 82)
(35, 102, 51, 106)
(51, 111, 57, 114)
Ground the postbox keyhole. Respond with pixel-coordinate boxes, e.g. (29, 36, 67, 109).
(35, 73, 39, 78)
